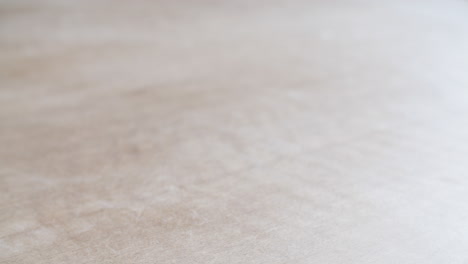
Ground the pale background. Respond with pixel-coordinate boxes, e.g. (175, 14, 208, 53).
(1, 0, 468, 263)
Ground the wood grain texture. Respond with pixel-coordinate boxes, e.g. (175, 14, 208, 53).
(1, 0, 468, 263)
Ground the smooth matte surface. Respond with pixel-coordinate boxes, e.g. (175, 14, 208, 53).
(1, 0, 468, 263)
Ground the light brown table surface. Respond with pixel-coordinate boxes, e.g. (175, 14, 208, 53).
(1, 0, 468, 263)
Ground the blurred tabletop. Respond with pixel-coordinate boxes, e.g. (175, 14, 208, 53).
(1, 0, 468, 263)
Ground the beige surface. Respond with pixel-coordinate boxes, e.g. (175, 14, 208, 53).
(2, 0, 468, 263)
